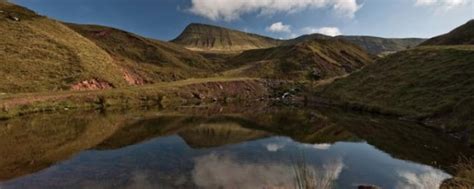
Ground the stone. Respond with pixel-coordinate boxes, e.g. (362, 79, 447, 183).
(7, 15, 19, 21)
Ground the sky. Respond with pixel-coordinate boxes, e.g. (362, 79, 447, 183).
(11, 0, 474, 41)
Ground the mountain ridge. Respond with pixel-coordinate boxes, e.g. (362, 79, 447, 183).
(173, 22, 426, 55)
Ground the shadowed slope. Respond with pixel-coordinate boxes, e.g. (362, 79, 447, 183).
(421, 20, 474, 46)
(319, 45, 474, 140)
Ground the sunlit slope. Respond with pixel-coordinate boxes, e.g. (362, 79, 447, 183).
(0, 2, 128, 93)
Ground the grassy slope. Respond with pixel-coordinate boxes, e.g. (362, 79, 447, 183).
(171, 23, 282, 52)
(224, 38, 374, 80)
(319, 46, 474, 129)
(0, 2, 128, 93)
(66, 23, 222, 83)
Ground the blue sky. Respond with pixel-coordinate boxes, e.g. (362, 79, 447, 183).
(11, 0, 474, 41)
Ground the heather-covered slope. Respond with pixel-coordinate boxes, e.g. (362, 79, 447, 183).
(0, 2, 128, 93)
(171, 23, 282, 52)
(224, 38, 373, 80)
(421, 20, 474, 46)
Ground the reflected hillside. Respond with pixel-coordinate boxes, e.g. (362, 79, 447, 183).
(0, 111, 129, 180)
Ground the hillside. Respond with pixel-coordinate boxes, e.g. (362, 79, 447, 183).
(171, 23, 282, 52)
(337, 36, 425, 55)
(224, 38, 373, 80)
(318, 45, 474, 137)
(66, 23, 219, 84)
(421, 20, 474, 46)
(0, 2, 128, 93)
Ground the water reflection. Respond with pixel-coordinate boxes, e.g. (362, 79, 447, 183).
(0, 106, 472, 188)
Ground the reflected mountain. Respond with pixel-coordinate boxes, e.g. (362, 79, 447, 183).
(0, 105, 472, 185)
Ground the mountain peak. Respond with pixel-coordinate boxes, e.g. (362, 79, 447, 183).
(171, 23, 281, 52)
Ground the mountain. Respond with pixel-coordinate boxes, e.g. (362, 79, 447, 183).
(421, 20, 474, 46)
(171, 23, 282, 52)
(224, 38, 373, 80)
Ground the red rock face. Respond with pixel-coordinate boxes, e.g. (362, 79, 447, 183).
(71, 79, 113, 91)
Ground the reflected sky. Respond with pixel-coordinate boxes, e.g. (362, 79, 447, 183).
(0, 135, 450, 189)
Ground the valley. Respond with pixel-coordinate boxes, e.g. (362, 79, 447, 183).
(1, 1, 473, 188)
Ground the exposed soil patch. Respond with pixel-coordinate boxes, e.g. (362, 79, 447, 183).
(122, 69, 145, 85)
(71, 79, 113, 91)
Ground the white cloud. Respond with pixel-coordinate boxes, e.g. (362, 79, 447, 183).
(265, 143, 286, 152)
(302, 27, 342, 36)
(188, 0, 362, 21)
(312, 143, 333, 149)
(396, 168, 451, 189)
(302, 143, 333, 150)
(266, 22, 292, 33)
(414, 0, 469, 9)
(192, 154, 344, 189)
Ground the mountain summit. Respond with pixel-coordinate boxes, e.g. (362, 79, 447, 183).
(171, 23, 281, 52)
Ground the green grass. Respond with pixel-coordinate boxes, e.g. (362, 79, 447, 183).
(318, 45, 474, 130)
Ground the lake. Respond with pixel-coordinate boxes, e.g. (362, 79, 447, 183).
(0, 105, 471, 189)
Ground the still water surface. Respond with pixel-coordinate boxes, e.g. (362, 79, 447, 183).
(0, 106, 471, 189)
